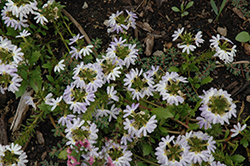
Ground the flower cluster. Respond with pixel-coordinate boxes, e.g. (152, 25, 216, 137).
(197, 88, 237, 129)
(155, 131, 225, 165)
(0, 143, 28, 166)
(105, 10, 137, 34)
(172, 27, 204, 54)
(123, 67, 155, 101)
(209, 34, 237, 64)
(0, 36, 23, 94)
(121, 103, 157, 145)
(68, 34, 94, 60)
(155, 72, 188, 105)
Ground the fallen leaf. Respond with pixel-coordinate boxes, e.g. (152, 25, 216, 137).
(217, 27, 227, 36)
(244, 43, 250, 55)
(137, 21, 154, 32)
(145, 34, 154, 56)
(10, 87, 34, 132)
(153, 50, 164, 56)
(232, 7, 246, 21)
(36, 131, 45, 145)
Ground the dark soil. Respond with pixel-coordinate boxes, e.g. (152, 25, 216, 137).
(1, 0, 250, 165)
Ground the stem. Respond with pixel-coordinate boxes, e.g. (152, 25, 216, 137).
(134, 154, 160, 166)
(62, 16, 73, 36)
(54, 23, 71, 55)
(140, 98, 161, 107)
(48, 114, 65, 137)
(170, 117, 189, 129)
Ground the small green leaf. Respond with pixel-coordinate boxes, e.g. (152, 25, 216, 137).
(187, 123, 199, 132)
(201, 76, 213, 85)
(172, 6, 180, 12)
(15, 83, 28, 98)
(158, 126, 169, 134)
(230, 154, 245, 163)
(185, 1, 194, 9)
(142, 144, 152, 156)
(58, 149, 68, 160)
(29, 77, 38, 92)
(168, 66, 180, 72)
(151, 107, 174, 120)
(183, 11, 188, 16)
(195, 84, 200, 89)
(240, 137, 249, 148)
(30, 51, 41, 64)
(42, 63, 52, 69)
(210, 0, 218, 15)
(218, 0, 227, 15)
(46, 75, 55, 83)
(235, 31, 250, 42)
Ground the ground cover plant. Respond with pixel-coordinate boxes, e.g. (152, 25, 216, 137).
(0, 0, 250, 165)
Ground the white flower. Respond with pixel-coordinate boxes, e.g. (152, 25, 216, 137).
(54, 59, 65, 73)
(194, 31, 204, 47)
(107, 86, 119, 101)
(172, 27, 184, 41)
(51, 96, 62, 111)
(230, 122, 247, 137)
(16, 29, 31, 38)
(34, 12, 48, 25)
(24, 96, 36, 110)
(79, 45, 93, 57)
(178, 43, 196, 54)
(209, 34, 221, 47)
(5, 143, 22, 155)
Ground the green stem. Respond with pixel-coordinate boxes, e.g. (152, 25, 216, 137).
(62, 16, 73, 36)
(140, 98, 161, 107)
(133, 154, 160, 166)
(54, 23, 70, 57)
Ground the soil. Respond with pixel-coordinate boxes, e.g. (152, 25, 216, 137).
(1, 0, 250, 165)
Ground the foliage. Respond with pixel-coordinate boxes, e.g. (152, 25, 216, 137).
(210, 0, 227, 21)
(172, 1, 194, 17)
(0, 0, 249, 166)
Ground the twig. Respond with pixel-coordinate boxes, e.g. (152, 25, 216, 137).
(48, 114, 65, 138)
(134, 0, 146, 12)
(216, 60, 250, 68)
(61, 9, 98, 57)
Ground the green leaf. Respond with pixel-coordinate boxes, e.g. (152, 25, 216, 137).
(6, 27, 18, 37)
(42, 63, 52, 69)
(30, 51, 41, 64)
(230, 154, 245, 163)
(46, 75, 55, 83)
(58, 149, 68, 160)
(210, 0, 218, 15)
(15, 83, 28, 98)
(187, 123, 199, 132)
(183, 11, 188, 16)
(240, 137, 249, 148)
(142, 144, 152, 156)
(168, 66, 180, 72)
(151, 107, 174, 120)
(158, 126, 169, 134)
(30, 24, 37, 30)
(201, 76, 213, 85)
(218, 0, 227, 15)
(29, 77, 39, 92)
(172, 6, 180, 12)
(194, 84, 200, 89)
(185, 1, 194, 9)
(235, 31, 250, 42)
